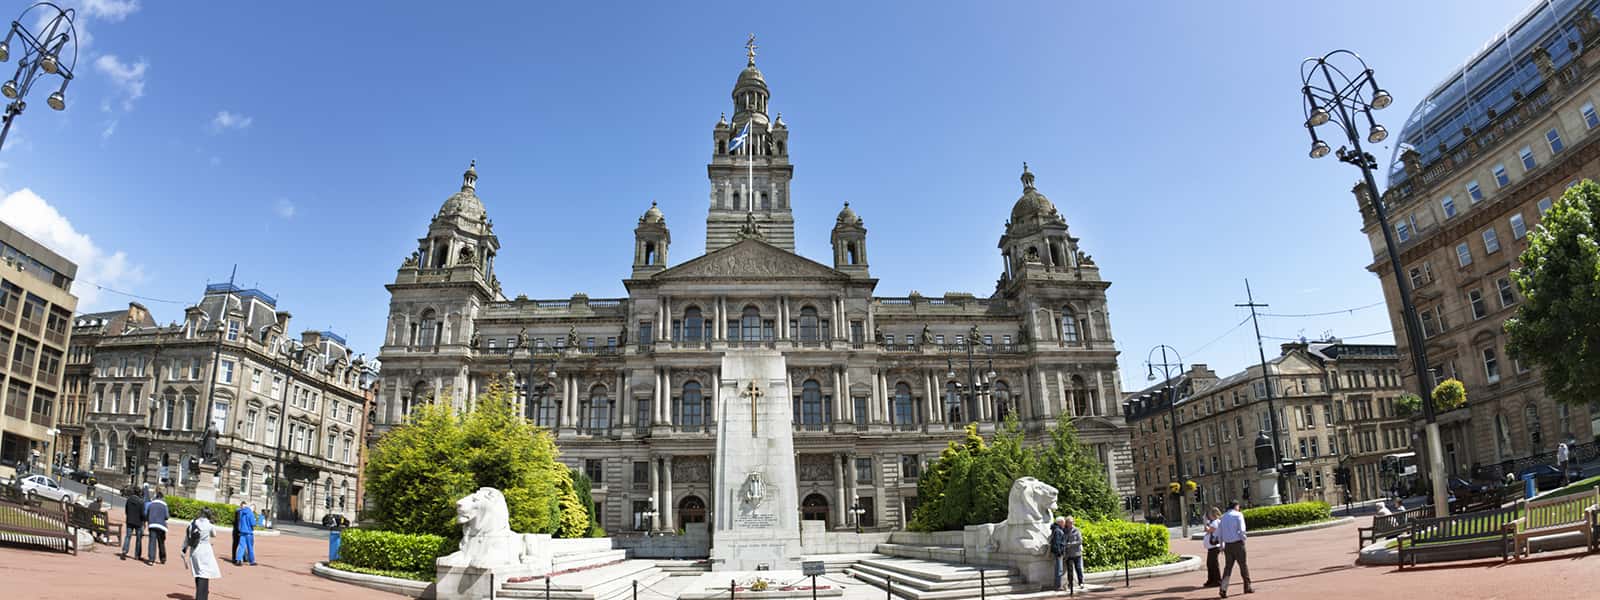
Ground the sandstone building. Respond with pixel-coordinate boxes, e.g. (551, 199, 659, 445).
(374, 50, 1134, 534)
(0, 220, 77, 475)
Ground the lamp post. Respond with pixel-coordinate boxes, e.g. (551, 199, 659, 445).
(642, 497, 659, 536)
(945, 325, 999, 424)
(0, 2, 77, 151)
(528, 352, 559, 428)
(1300, 50, 1449, 516)
(850, 494, 865, 534)
(1145, 344, 1189, 537)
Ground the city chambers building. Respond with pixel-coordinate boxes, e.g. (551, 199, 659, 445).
(374, 50, 1134, 534)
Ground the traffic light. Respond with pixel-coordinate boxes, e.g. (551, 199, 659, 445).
(1194, 484, 1203, 503)
(1280, 460, 1297, 476)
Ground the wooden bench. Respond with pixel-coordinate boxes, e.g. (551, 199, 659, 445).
(68, 503, 119, 545)
(1396, 503, 1517, 569)
(1509, 486, 1599, 559)
(0, 497, 75, 554)
(1358, 505, 1433, 550)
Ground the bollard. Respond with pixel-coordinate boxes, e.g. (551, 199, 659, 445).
(979, 569, 985, 600)
(1125, 551, 1130, 587)
(546, 573, 551, 600)
(634, 580, 638, 600)
(732, 578, 737, 600)
(886, 575, 893, 600)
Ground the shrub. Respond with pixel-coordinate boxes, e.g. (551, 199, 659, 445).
(165, 496, 240, 527)
(327, 560, 433, 582)
(1242, 501, 1331, 530)
(1079, 519, 1169, 570)
(339, 528, 456, 574)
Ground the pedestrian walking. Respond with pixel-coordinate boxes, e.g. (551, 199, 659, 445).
(145, 491, 170, 565)
(234, 502, 257, 565)
(231, 503, 246, 564)
(1061, 516, 1085, 592)
(120, 488, 147, 561)
(1557, 441, 1571, 486)
(1217, 500, 1252, 597)
(1201, 507, 1223, 588)
(180, 507, 222, 600)
(1048, 516, 1068, 591)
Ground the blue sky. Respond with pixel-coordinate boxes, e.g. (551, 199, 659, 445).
(0, 0, 1534, 389)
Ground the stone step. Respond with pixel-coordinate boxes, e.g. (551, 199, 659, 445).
(553, 549, 630, 571)
(847, 563, 1026, 592)
(800, 553, 885, 573)
(550, 538, 618, 556)
(847, 567, 1038, 600)
(874, 543, 967, 563)
(502, 562, 666, 600)
(654, 559, 711, 574)
(855, 558, 1013, 582)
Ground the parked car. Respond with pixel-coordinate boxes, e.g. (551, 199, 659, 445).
(1446, 477, 1501, 513)
(321, 513, 350, 529)
(1517, 464, 1580, 491)
(17, 474, 76, 504)
(67, 469, 96, 485)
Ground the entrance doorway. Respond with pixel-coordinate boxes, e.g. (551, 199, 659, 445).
(801, 493, 830, 522)
(678, 495, 705, 531)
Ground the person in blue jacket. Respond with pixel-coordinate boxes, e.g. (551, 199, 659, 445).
(233, 502, 257, 566)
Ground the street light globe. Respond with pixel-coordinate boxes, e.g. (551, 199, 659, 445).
(39, 53, 59, 74)
(1307, 107, 1330, 127)
(946, 369, 957, 379)
(0, 80, 15, 99)
(1310, 140, 1331, 159)
(47, 91, 64, 111)
(1368, 124, 1388, 143)
(986, 369, 997, 380)
(1371, 89, 1393, 110)
(0, 41, 9, 63)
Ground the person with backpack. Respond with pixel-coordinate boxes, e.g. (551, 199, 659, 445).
(234, 502, 257, 565)
(145, 491, 170, 565)
(1049, 516, 1069, 591)
(180, 507, 222, 600)
(1201, 506, 1223, 588)
(120, 488, 147, 561)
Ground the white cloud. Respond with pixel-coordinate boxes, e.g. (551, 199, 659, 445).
(273, 198, 296, 219)
(0, 187, 145, 309)
(210, 110, 253, 133)
(100, 119, 117, 140)
(93, 54, 147, 111)
(82, 0, 140, 22)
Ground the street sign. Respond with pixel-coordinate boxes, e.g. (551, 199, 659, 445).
(801, 561, 825, 576)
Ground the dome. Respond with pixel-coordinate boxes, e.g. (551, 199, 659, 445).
(836, 202, 861, 225)
(736, 63, 767, 88)
(439, 161, 487, 221)
(1010, 163, 1058, 222)
(640, 201, 665, 224)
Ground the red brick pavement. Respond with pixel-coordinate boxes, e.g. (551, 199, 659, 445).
(1077, 520, 1597, 600)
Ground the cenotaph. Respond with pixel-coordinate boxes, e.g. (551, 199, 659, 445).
(709, 350, 802, 571)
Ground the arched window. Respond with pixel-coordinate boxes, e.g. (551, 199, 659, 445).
(800, 380, 825, 429)
(1061, 307, 1080, 343)
(944, 381, 963, 424)
(993, 381, 1012, 422)
(240, 462, 253, 495)
(1525, 403, 1543, 451)
(893, 383, 915, 428)
(798, 306, 820, 341)
(107, 433, 119, 469)
(418, 309, 438, 347)
(535, 382, 559, 429)
(740, 306, 762, 342)
(162, 391, 176, 430)
(340, 480, 349, 509)
(760, 192, 771, 210)
(680, 381, 704, 430)
(801, 493, 830, 521)
(846, 242, 859, 265)
(732, 191, 742, 211)
(643, 242, 657, 265)
(683, 307, 706, 341)
(587, 385, 611, 434)
(89, 431, 101, 468)
(678, 495, 706, 528)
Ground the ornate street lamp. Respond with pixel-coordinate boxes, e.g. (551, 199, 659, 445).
(1300, 50, 1449, 516)
(0, 3, 78, 151)
(1146, 344, 1190, 537)
(850, 495, 866, 534)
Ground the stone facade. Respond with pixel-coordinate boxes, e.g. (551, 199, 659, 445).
(1126, 341, 1407, 522)
(1362, 0, 1600, 482)
(373, 51, 1133, 535)
(77, 285, 379, 524)
(0, 220, 78, 475)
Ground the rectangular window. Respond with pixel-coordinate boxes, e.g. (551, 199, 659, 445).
(584, 459, 603, 484)
(1467, 181, 1483, 203)
(1396, 220, 1412, 242)
(1469, 289, 1486, 320)
(219, 360, 235, 384)
(901, 454, 921, 480)
(1483, 348, 1500, 384)
(245, 408, 258, 440)
(227, 320, 240, 341)
(632, 461, 649, 486)
(1538, 197, 1554, 215)
(1440, 196, 1457, 218)
(1547, 129, 1565, 154)
(1310, 437, 1320, 457)
(1510, 213, 1527, 239)
(853, 397, 867, 427)
(1456, 242, 1473, 267)
(1520, 146, 1536, 171)
(1408, 262, 1433, 289)
(1483, 228, 1500, 254)
(1497, 277, 1517, 308)
(638, 321, 652, 345)
(251, 369, 262, 392)
(855, 458, 874, 484)
(1493, 164, 1509, 187)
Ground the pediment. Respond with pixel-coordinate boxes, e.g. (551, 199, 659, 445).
(653, 239, 848, 281)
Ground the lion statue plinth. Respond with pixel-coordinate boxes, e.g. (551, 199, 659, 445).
(437, 487, 537, 570)
(965, 477, 1060, 556)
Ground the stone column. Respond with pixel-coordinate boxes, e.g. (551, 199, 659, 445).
(872, 453, 886, 529)
(1095, 371, 1108, 417)
(1056, 371, 1069, 418)
(840, 368, 852, 426)
(663, 370, 674, 426)
(649, 453, 662, 531)
(618, 372, 629, 428)
(832, 453, 847, 529)
(832, 367, 845, 426)
(1034, 367, 1049, 422)
(710, 368, 720, 427)
(925, 370, 939, 426)
(661, 455, 675, 531)
(844, 452, 857, 526)
(653, 369, 664, 424)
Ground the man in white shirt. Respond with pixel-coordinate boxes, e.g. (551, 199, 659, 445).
(1216, 500, 1252, 597)
(1557, 441, 1571, 486)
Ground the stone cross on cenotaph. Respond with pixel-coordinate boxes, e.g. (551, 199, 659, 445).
(742, 380, 763, 437)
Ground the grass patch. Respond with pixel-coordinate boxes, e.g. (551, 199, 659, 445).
(1536, 476, 1600, 501)
(1254, 517, 1338, 532)
(326, 560, 433, 582)
(0, 503, 64, 531)
(1086, 552, 1184, 573)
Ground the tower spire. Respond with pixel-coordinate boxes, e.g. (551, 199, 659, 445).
(1021, 162, 1035, 191)
(745, 33, 758, 66)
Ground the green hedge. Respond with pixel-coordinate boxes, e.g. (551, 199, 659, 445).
(1242, 501, 1331, 530)
(327, 560, 434, 582)
(340, 528, 456, 574)
(165, 497, 240, 527)
(1079, 519, 1170, 570)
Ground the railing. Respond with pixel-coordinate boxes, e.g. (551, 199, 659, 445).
(29, 410, 50, 426)
(18, 316, 41, 335)
(0, 305, 15, 324)
(9, 360, 32, 378)
(883, 343, 919, 352)
(1472, 441, 1598, 482)
(43, 329, 65, 347)
(3, 397, 24, 419)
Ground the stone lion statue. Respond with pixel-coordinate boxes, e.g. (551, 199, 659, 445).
(1005, 476, 1059, 526)
(970, 477, 1059, 555)
(437, 487, 528, 569)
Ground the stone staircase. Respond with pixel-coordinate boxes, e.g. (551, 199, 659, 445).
(500, 540, 668, 600)
(846, 557, 1037, 600)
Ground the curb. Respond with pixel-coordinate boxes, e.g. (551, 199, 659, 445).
(1083, 554, 1202, 584)
(312, 561, 430, 598)
(1187, 516, 1353, 540)
(168, 517, 283, 537)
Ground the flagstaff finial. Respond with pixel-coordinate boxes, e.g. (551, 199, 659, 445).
(746, 33, 758, 65)
(1021, 162, 1035, 191)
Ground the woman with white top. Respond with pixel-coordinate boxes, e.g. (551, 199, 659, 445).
(1201, 506, 1223, 588)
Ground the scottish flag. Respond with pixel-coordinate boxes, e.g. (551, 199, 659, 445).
(728, 122, 750, 153)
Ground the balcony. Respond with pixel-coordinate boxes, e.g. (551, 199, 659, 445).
(43, 328, 65, 348)
(0, 305, 14, 325)
(18, 315, 41, 336)
(9, 360, 32, 378)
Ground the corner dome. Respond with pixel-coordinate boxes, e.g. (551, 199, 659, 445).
(1010, 163, 1058, 222)
(640, 201, 666, 224)
(439, 161, 487, 221)
(836, 202, 861, 226)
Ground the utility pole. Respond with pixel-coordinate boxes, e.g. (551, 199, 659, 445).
(200, 265, 238, 446)
(1237, 279, 1286, 499)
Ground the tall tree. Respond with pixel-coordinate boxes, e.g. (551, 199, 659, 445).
(1034, 416, 1119, 521)
(1506, 180, 1600, 406)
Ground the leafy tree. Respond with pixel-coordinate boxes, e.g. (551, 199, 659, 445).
(571, 467, 601, 536)
(1506, 180, 1600, 406)
(365, 376, 588, 539)
(1034, 416, 1119, 521)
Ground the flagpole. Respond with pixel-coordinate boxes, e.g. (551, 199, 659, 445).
(747, 121, 755, 216)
